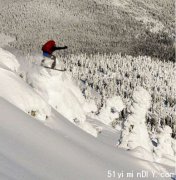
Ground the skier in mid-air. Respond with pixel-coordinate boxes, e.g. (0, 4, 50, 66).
(41, 40, 67, 69)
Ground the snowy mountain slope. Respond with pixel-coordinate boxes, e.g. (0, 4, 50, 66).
(25, 62, 86, 122)
(0, 48, 97, 136)
(0, 49, 51, 121)
(0, 68, 51, 121)
(0, 98, 174, 180)
(0, 48, 175, 179)
(0, 48, 19, 71)
(0, 0, 174, 61)
(0, 0, 175, 177)
(18, 56, 98, 136)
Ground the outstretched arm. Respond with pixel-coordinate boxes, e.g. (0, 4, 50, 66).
(52, 46, 68, 51)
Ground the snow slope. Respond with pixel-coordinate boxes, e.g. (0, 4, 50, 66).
(25, 61, 86, 123)
(0, 48, 175, 179)
(0, 48, 19, 71)
(0, 98, 174, 180)
(0, 48, 97, 136)
(19, 56, 97, 136)
(0, 68, 51, 121)
(0, 49, 51, 121)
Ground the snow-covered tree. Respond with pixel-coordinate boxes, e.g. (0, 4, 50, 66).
(118, 87, 153, 152)
(154, 126, 175, 159)
(60, 53, 175, 135)
(98, 96, 125, 125)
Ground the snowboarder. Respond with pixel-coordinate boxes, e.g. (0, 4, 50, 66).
(41, 40, 67, 69)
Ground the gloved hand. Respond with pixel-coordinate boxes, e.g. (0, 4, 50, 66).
(64, 46, 68, 49)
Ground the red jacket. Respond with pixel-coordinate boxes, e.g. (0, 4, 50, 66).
(42, 40, 67, 54)
(42, 40, 56, 54)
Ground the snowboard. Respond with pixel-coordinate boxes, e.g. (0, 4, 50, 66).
(43, 66, 66, 72)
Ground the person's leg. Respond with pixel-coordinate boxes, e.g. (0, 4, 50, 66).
(41, 52, 51, 66)
(51, 55, 56, 69)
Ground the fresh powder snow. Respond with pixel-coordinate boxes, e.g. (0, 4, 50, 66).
(0, 48, 175, 180)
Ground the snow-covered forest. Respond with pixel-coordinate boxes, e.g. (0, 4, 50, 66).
(0, 47, 175, 179)
(58, 53, 176, 137)
(0, 0, 175, 179)
(0, 0, 175, 61)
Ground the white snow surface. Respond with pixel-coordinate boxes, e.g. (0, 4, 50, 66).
(26, 65, 86, 122)
(0, 48, 97, 135)
(20, 56, 97, 136)
(0, 98, 174, 180)
(0, 48, 19, 71)
(0, 48, 175, 179)
(98, 96, 125, 125)
(0, 48, 51, 121)
(0, 68, 51, 121)
(154, 126, 176, 167)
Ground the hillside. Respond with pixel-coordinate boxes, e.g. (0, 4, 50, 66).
(61, 53, 176, 138)
(1, 98, 174, 180)
(0, 1, 175, 179)
(0, 48, 175, 180)
(0, 0, 175, 61)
